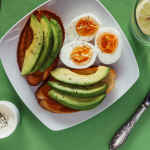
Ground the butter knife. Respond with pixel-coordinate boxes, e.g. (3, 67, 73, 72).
(110, 91, 150, 150)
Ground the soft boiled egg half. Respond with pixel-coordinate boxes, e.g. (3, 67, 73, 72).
(66, 14, 102, 42)
(60, 41, 97, 69)
(95, 27, 122, 64)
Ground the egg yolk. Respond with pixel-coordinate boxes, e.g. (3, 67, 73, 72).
(70, 45, 93, 66)
(76, 17, 100, 36)
(96, 32, 118, 54)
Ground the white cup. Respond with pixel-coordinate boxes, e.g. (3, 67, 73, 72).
(0, 101, 20, 139)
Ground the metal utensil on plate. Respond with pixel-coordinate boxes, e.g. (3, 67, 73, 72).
(109, 91, 150, 150)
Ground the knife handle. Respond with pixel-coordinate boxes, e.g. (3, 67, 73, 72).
(109, 103, 148, 150)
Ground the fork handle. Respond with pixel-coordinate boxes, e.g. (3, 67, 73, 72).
(109, 103, 148, 150)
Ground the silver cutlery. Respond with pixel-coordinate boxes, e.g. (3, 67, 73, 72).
(110, 91, 150, 150)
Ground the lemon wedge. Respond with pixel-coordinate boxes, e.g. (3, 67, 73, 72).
(136, 0, 150, 35)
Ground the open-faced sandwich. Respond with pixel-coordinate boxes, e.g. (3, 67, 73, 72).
(17, 10, 65, 86)
(36, 66, 116, 113)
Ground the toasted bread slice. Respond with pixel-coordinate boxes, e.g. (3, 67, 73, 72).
(17, 10, 65, 86)
(35, 67, 116, 114)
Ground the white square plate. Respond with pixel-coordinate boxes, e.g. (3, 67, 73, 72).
(0, 0, 139, 131)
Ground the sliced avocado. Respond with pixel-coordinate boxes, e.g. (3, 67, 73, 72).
(50, 66, 110, 86)
(48, 81, 108, 98)
(30, 15, 53, 74)
(21, 14, 43, 76)
(49, 89, 106, 110)
(40, 19, 63, 72)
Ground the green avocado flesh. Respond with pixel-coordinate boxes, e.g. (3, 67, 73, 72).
(30, 15, 53, 74)
(40, 19, 63, 72)
(50, 66, 110, 86)
(48, 81, 108, 98)
(21, 14, 43, 76)
(49, 89, 106, 110)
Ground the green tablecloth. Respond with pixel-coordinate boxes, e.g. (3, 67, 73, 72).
(0, 0, 150, 149)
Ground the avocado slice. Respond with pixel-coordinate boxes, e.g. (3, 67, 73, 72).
(40, 19, 63, 72)
(21, 14, 43, 76)
(50, 66, 110, 86)
(48, 81, 108, 98)
(49, 89, 106, 110)
(30, 15, 53, 74)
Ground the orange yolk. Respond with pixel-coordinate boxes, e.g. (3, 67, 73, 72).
(70, 45, 93, 66)
(96, 32, 118, 54)
(76, 17, 100, 36)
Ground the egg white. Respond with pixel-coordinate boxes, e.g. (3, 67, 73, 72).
(60, 41, 97, 69)
(95, 27, 122, 64)
(66, 14, 102, 42)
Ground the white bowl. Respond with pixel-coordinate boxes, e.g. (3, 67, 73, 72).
(0, 101, 20, 139)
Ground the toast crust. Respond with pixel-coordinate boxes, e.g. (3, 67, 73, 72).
(35, 67, 116, 114)
(17, 10, 65, 86)
(36, 77, 78, 113)
(71, 67, 116, 94)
